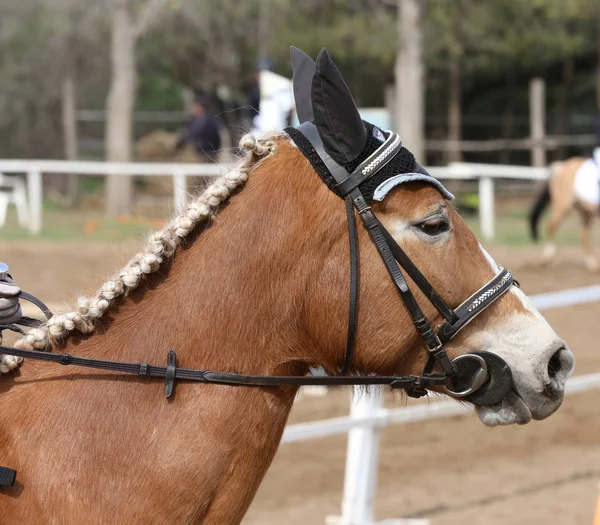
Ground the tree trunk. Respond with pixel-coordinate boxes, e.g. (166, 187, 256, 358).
(62, 75, 79, 204)
(385, 84, 396, 130)
(395, 0, 425, 162)
(105, 0, 137, 217)
(597, 15, 600, 111)
(499, 72, 516, 165)
(447, 58, 462, 164)
(529, 78, 546, 167)
(557, 57, 573, 160)
(181, 87, 194, 113)
(257, 0, 271, 65)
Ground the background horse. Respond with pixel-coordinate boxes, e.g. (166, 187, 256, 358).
(530, 156, 599, 270)
(0, 49, 574, 523)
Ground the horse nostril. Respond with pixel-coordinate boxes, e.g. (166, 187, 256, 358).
(547, 348, 564, 380)
(542, 346, 574, 398)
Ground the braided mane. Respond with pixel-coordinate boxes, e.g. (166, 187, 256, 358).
(12, 135, 277, 358)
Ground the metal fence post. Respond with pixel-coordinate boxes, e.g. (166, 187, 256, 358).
(479, 176, 494, 241)
(172, 170, 187, 214)
(27, 168, 42, 234)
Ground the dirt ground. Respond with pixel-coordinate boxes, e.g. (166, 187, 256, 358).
(2, 240, 600, 525)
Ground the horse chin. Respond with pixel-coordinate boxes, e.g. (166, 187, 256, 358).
(474, 390, 533, 427)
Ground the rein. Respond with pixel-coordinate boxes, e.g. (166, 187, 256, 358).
(0, 288, 449, 396)
(0, 344, 449, 392)
(1, 280, 448, 397)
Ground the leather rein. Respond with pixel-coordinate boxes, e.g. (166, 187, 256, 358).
(0, 126, 515, 403)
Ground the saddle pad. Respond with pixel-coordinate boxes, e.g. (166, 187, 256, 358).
(574, 158, 600, 207)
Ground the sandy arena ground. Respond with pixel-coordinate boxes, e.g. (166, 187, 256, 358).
(2, 241, 600, 524)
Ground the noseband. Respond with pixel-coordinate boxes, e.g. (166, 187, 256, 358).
(0, 127, 515, 405)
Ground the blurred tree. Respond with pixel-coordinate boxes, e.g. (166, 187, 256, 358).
(1, 0, 599, 174)
(105, 0, 171, 216)
(0, 0, 107, 204)
(395, 0, 425, 161)
(0, 1, 104, 159)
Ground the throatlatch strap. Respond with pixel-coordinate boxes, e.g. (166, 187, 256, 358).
(0, 467, 16, 487)
(341, 196, 359, 374)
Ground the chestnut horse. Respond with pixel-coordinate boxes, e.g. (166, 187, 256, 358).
(1, 49, 573, 522)
(530, 155, 600, 270)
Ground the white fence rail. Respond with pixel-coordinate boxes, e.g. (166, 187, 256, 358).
(0, 160, 550, 238)
(428, 162, 549, 240)
(282, 285, 600, 525)
(0, 160, 224, 235)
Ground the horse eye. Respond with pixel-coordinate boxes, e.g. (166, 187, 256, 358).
(418, 218, 449, 236)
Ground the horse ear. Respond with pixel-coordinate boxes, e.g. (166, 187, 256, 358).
(290, 46, 315, 124)
(311, 48, 366, 164)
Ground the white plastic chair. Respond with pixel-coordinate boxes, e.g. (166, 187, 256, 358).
(0, 173, 29, 228)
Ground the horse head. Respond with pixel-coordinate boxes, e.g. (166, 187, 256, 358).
(286, 47, 574, 426)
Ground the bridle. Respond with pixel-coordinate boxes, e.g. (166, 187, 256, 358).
(0, 125, 515, 406)
(292, 122, 515, 403)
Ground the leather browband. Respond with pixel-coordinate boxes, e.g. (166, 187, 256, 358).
(335, 131, 403, 196)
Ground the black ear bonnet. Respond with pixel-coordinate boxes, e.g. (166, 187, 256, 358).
(285, 47, 453, 203)
(286, 122, 426, 202)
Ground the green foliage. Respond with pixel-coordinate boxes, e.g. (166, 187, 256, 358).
(427, 0, 598, 74)
(1, 0, 600, 158)
(136, 73, 186, 111)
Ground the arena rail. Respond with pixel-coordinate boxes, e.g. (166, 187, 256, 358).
(0, 160, 223, 235)
(282, 286, 600, 525)
(0, 159, 550, 238)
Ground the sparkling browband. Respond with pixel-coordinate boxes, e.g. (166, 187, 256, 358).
(361, 133, 402, 176)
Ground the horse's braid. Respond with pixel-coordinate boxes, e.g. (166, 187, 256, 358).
(10, 134, 277, 357)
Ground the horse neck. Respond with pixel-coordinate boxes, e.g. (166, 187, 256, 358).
(32, 146, 349, 521)
(69, 147, 344, 376)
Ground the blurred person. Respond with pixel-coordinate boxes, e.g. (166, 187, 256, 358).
(175, 91, 221, 161)
(248, 71, 261, 116)
(250, 72, 294, 135)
